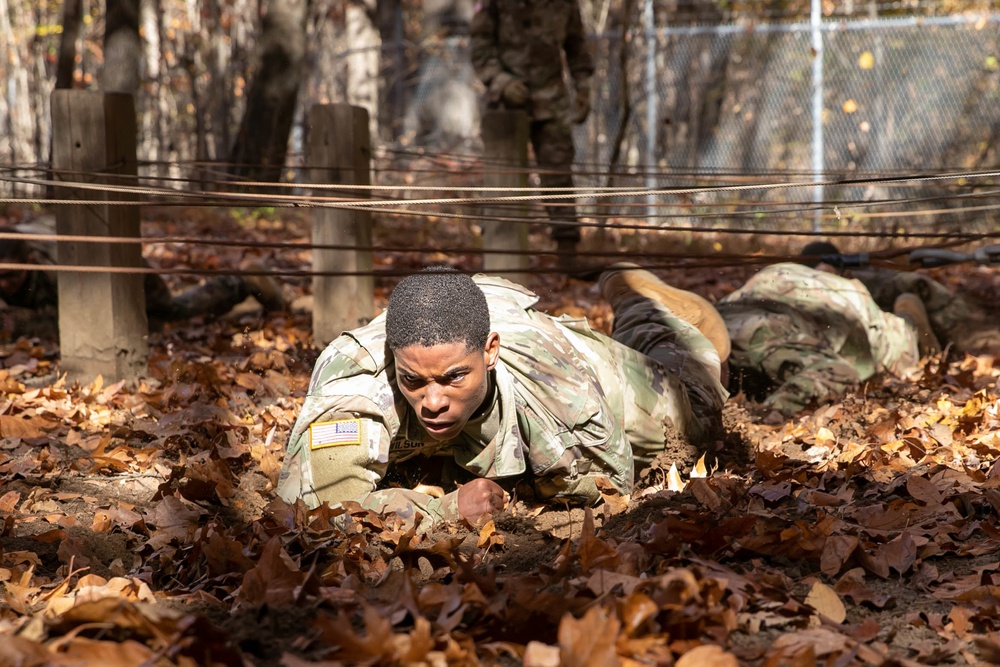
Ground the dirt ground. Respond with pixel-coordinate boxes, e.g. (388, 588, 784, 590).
(1, 205, 1000, 665)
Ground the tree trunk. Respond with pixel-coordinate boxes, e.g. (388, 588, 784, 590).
(228, 0, 312, 184)
(0, 0, 38, 194)
(101, 0, 141, 94)
(376, 0, 404, 141)
(56, 0, 83, 89)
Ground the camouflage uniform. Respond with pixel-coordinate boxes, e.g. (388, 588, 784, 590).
(0, 218, 280, 339)
(716, 263, 921, 416)
(470, 0, 593, 243)
(277, 274, 727, 524)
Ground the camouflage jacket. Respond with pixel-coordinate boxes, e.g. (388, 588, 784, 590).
(716, 263, 920, 415)
(470, 0, 593, 121)
(277, 275, 699, 525)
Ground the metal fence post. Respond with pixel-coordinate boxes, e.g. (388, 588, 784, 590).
(644, 0, 658, 222)
(811, 0, 825, 232)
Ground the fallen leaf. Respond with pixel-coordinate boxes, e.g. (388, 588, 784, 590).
(525, 641, 561, 667)
(676, 644, 738, 667)
(558, 605, 621, 667)
(667, 462, 685, 492)
(477, 519, 505, 549)
(805, 581, 846, 624)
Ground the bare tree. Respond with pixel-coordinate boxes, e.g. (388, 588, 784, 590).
(56, 0, 83, 89)
(229, 0, 312, 183)
(101, 0, 141, 94)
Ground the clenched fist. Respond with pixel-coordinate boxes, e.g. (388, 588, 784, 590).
(457, 478, 508, 525)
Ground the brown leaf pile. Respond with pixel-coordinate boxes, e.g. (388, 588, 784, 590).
(1, 207, 999, 666)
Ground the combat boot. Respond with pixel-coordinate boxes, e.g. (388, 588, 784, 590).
(243, 261, 287, 312)
(599, 262, 731, 363)
(893, 293, 941, 357)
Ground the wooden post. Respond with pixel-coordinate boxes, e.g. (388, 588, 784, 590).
(50, 90, 147, 383)
(481, 110, 529, 283)
(307, 104, 373, 346)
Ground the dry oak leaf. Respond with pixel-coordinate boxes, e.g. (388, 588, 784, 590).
(238, 535, 307, 607)
(577, 506, 619, 573)
(804, 581, 847, 624)
(771, 628, 850, 658)
(524, 641, 560, 667)
(558, 605, 622, 667)
(820, 535, 858, 577)
(676, 644, 739, 667)
(54, 637, 157, 666)
(478, 519, 505, 549)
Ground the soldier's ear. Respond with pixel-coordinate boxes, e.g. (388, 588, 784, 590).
(484, 332, 500, 370)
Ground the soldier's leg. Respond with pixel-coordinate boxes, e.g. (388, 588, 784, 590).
(144, 273, 186, 322)
(156, 272, 285, 322)
(888, 272, 969, 343)
(599, 268, 729, 458)
(168, 276, 254, 320)
(600, 263, 731, 365)
(530, 119, 579, 267)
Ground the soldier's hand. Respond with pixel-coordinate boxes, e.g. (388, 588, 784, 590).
(502, 79, 530, 107)
(570, 85, 591, 124)
(457, 478, 508, 525)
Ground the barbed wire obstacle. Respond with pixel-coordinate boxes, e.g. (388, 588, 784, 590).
(0, 163, 998, 278)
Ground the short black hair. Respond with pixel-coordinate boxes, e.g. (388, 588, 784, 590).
(798, 240, 841, 267)
(385, 267, 490, 352)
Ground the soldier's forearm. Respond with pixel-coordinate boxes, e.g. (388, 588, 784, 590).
(361, 488, 461, 529)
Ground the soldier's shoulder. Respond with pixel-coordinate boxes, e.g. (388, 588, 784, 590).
(474, 274, 541, 310)
(312, 316, 390, 383)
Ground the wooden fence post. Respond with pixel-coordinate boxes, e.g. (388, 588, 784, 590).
(50, 90, 147, 383)
(307, 104, 374, 346)
(481, 110, 529, 283)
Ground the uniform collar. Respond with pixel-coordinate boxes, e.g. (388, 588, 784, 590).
(454, 361, 526, 478)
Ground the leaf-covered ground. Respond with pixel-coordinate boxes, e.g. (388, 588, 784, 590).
(2, 205, 1000, 666)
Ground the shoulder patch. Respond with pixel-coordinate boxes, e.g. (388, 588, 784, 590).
(310, 418, 363, 449)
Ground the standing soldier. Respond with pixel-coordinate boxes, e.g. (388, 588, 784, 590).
(470, 0, 594, 271)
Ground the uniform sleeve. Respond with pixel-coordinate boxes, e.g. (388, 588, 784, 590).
(470, 0, 516, 103)
(362, 488, 462, 525)
(760, 347, 862, 415)
(563, 0, 594, 84)
(527, 416, 635, 506)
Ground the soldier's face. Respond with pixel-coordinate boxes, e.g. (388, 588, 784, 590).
(394, 332, 501, 442)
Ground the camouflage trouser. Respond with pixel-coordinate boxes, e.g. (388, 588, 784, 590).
(145, 274, 255, 323)
(531, 118, 580, 243)
(853, 269, 969, 343)
(602, 292, 728, 459)
(0, 305, 59, 341)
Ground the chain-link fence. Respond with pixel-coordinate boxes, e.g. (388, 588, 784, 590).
(2, 6, 997, 234)
(391, 14, 999, 228)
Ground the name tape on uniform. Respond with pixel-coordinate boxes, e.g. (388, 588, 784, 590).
(310, 418, 363, 450)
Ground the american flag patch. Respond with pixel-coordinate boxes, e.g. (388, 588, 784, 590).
(310, 418, 363, 450)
